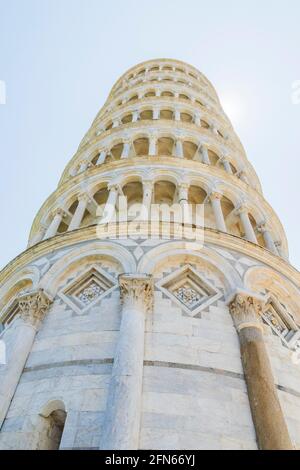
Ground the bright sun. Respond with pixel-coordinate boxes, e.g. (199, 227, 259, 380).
(219, 91, 244, 126)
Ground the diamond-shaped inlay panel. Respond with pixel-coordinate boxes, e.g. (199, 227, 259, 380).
(77, 281, 105, 306)
(58, 266, 117, 315)
(261, 295, 300, 350)
(156, 265, 222, 317)
(173, 286, 202, 310)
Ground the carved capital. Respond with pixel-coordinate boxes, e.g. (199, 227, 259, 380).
(52, 208, 66, 219)
(18, 289, 52, 329)
(209, 191, 223, 202)
(119, 274, 153, 313)
(229, 293, 264, 332)
(235, 204, 249, 216)
(78, 193, 91, 204)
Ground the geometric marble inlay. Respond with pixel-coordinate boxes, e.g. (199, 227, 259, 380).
(157, 265, 222, 317)
(59, 265, 117, 315)
(262, 295, 300, 350)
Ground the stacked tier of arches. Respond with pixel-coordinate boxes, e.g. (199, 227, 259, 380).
(113, 63, 218, 103)
(94, 103, 227, 144)
(30, 172, 285, 258)
(70, 132, 251, 187)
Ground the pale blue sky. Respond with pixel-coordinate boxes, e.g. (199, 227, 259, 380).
(0, 0, 300, 270)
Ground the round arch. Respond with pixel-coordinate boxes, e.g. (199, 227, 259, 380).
(40, 241, 136, 297)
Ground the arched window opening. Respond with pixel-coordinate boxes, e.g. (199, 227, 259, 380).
(110, 143, 123, 160)
(189, 185, 207, 226)
(68, 200, 79, 216)
(122, 114, 133, 124)
(144, 90, 156, 98)
(230, 162, 237, 174)
(161, 91, 174, 97)
(200, 119, 210, 129)
(105, 122, 113, 131)
(128, 95, 138, 102)
(154, 181, 176, 205)
(57, 220, 68, 234)
(160, 109, 173, 120)
(139, 110, 153, 120)
(91, 152, 100, 165)
(37, 402, 67, 450)
(93, 187, 109, 207)
(181, 112, 193, 123)
(208, 150, 219, 166)
(123, 181, 143, 219)
(157, 137, 174, 156)
(133, 138, 149, 156)
(179, 94, 189, 100)
(183, 141, 198, 160)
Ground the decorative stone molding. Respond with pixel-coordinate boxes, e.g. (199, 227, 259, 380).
(119, 273, 153, 313)
(229, 292, 264, 332)
(18, 289, 52, 329)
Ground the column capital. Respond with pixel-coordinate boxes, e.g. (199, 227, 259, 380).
(229, 291, 265, 332)
(108, 182, 120, 192)
(142, 179, 154, 189)
(209, 191, 223, 201)
(148, 132, 158, 139)
(52, 207, 66, 218)
(119, 274, 154, 313)
(78, 193, 91, 204)
(235, 203, 249, 216)
(178, 181, 190, 191)
(18, 289, 53, 329)
(256, 222, 268, 232)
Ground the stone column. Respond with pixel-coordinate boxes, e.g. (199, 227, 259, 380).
(194, 113, 201, 126)
(0, 290, 52, 429)
(178, 183, 191, 224)
(200, 145, 210, 165)
(68, 194, 90, 231)
(229, 293, 293, 450)
(101, 184, 119, 223)
(153, 108, 160, 120)
(100, 274, 153, 450)
(175, 139, 184, 158)
(149, 135, 157, 156)
(174, 109, 181, 121)
(121, 140, 131, 159)
(257, 224, 278, 254)
(220, 157, 233, 174)
(44, 209, 65, 240)
(96, 149, 108, 165)
(140, 181, 153, 220)
(237, 170, 248, 184)
(79, 160, 89, 173)
(210, 192, 227, 232)
(29, 224, 48, 246)
(132, 110, 140, 123)
(237, 206, 257, 244)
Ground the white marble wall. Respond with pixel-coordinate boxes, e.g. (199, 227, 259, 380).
(1, 242, 300, 450)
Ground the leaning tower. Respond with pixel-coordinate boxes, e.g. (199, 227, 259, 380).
(1, 59, 300, 450)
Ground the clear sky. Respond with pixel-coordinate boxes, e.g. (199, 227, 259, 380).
(0, 0, 300, 271)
